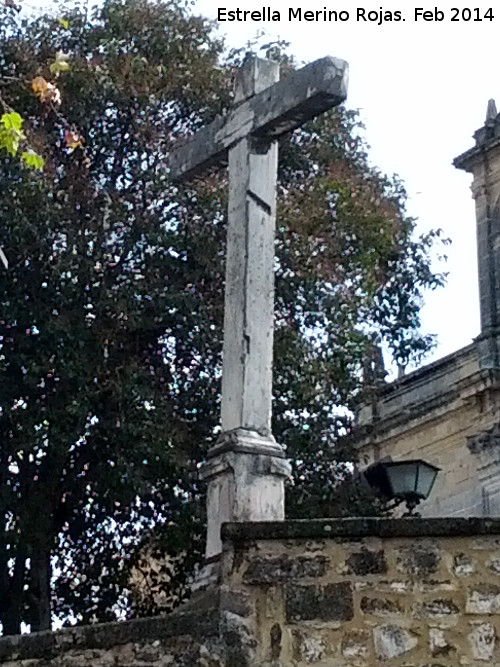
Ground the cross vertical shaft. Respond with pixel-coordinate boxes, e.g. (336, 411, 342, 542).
(221, 58, 278, 435)
(201, 58, 291, 557)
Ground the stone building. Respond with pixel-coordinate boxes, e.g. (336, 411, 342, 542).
(355, 101, 500, 517)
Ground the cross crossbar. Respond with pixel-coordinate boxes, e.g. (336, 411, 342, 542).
(167, 56, 348, 181)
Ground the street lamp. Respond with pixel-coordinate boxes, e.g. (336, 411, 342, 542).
(363, 459, 440, 516)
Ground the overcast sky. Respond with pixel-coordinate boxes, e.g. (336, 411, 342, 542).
(194, 0, 498, 367)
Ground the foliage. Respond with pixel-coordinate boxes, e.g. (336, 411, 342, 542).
(0, 0, 226, 634)
(0, 0, 447, 634)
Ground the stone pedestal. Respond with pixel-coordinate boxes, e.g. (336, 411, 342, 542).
(200, 429, 291, 557)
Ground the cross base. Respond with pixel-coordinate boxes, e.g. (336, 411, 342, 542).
(200, 429, 291, 557)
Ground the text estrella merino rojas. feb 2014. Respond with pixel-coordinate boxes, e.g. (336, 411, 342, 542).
(216, 7, 404, 23)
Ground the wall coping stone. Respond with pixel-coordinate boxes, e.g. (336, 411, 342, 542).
(221, 517, 500, 542)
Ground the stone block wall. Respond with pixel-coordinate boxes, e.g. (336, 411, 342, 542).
(3, 518, 500, 666)
(223, 518, 500, 665)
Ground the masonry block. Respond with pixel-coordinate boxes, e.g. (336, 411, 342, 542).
(285, 582, 354, 623)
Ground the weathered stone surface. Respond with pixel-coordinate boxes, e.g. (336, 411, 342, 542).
(198, 53, 349, 559)
(487, 557, 500, 574)
(171, 53, 349, 563)
(429, 627, 455, 657)
(202, 441, 290, 558)
(396, 545, 440, 576)
(0, 607, 220, 663)
(360, 596, 404, 616)
(265, 587, 282, 619)
(292, 631, 327, 664)
(468, 621, 496, 660)
(453, 553, 475, 576)
(415, 598, 460, 618)
(471, 537, 500, 551)
(285, 582, 353, 622)
(373, 624, 418, 659)
(375, 579, 411, 593)
(466, 584, 500, 613)
(345, 548, 387, 575)
(269, 623, 282, 660)
(0, 640, 224, 667)
(242, 555, 327, 584)
(419, 579, 455, 593)
(467, 424, 500, 454)
(0, 586, 249, 667)
(220, 611, 256, 667)
(167, 56, 348, 181)
(219, 589, 253, 618)
(341, 629, 370, 658)
(134, 641, 162, 661)
(222, 517, 500, 544)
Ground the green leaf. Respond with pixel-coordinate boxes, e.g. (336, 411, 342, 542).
(1, 111, 23, 132)
(50, 60, 70, 74)
(0, 112, 26, 157)
(57, 17, 69, 29)
(0, 131, 20, 156)
(21, 151, 45, 170)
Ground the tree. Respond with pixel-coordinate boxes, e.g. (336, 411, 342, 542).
(273, 106, 448, 519)
(0, 0, 447, 633)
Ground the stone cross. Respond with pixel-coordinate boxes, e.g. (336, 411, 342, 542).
(168, 55, 348, 556)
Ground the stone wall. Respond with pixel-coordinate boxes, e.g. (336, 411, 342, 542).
(0, 593, 226, 666)
(223, 518, 500, 665)
(355, 344, 500, 517)
(3, 518, 500, 666)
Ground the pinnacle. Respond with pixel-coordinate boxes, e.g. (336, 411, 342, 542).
(486, 98, 497, 122)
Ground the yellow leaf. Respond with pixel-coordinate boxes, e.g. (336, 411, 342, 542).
(31, 76, 61, 105)
(31, 76, 49, 97)
(64, 130, 84, 150)
(57, 17, 69, 29)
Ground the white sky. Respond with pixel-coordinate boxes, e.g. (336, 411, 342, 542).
(195, 0, 498, 367)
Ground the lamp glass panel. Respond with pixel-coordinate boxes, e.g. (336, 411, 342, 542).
(386, 462, 419, 496)
(415, 463, 439, 498)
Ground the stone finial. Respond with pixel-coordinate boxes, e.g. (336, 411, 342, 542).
(486, 98, 497, 123)
(362, 341, 386, 385)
